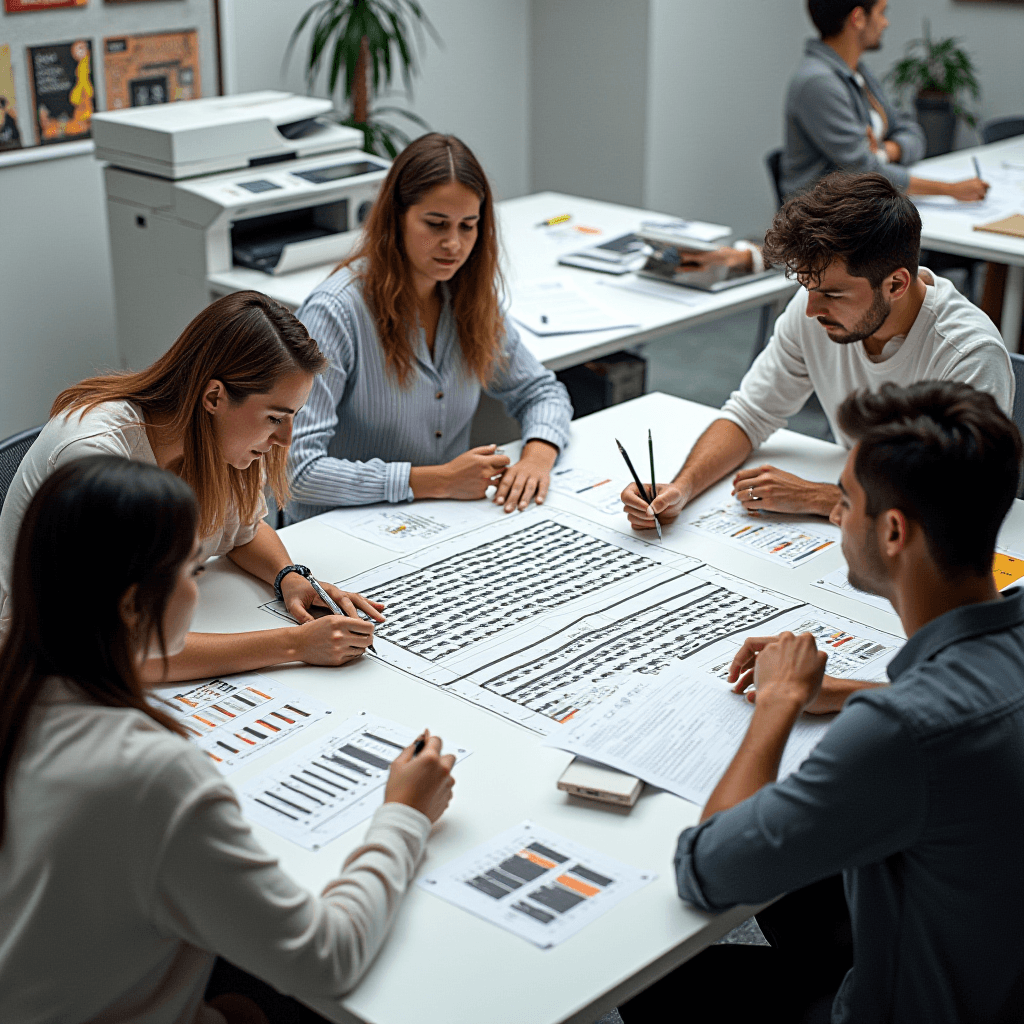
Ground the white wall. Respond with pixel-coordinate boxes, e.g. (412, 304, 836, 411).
(224, 0, 531, 201)
(643, 0, 810, 240)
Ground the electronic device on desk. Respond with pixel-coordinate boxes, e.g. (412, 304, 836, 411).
(558, 757, 643, 807)
(558, 233, 649, 275)
(637, 225, 777, 293)
(92, 92, 390, 369)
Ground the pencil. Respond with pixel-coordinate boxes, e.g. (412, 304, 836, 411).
(972, 156, 982, 180)
(615, 438, 662, 539)
(647, 429, 662, 540)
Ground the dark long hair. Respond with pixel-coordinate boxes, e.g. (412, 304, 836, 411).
(52, 291, 327, 536)
(0, 456, 199, 844)
(338, 133, 505, 386)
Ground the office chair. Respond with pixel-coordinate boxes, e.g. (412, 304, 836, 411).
(1010, 354, 1024, 498)
(765, 149, 785, 209)
(981, 116, 1024, 145)
(0, 425, 42, 511)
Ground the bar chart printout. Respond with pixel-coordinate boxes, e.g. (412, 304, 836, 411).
(240, 713, 470, 850)
(151, 673, 331, 774)
(419, 821, 654, 948)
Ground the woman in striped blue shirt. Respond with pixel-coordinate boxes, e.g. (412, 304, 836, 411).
(288, 133, 572, 522)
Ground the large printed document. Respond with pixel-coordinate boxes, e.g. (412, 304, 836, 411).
(419, 820, 654, 949)
(545, 605, 901, 805)
(261, 509, 824, 734)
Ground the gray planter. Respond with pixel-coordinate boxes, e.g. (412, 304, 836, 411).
(915, 93, 957, 157)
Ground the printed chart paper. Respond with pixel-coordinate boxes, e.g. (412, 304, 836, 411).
(548, 466, 626, 516)
(419, 821, 654, 948)
(813, 549, 1024, 617)
(240, 713, 469, 850)
(152, 674, 331, 774)
(680, 503, 839, 567)
(320, 500, 503, 554)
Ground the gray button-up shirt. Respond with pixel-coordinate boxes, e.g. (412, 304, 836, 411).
(675, 588, 1024, 1023)
(287, 267, 573, 521)
(781, 38, 926, 198)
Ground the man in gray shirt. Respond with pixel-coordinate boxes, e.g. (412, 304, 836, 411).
(620, 380, 1024, 1023)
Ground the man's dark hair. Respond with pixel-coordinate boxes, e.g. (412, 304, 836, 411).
(808, 0, 880, 38)
(838, 381, 1023, 576)
(762, 172, 921, 288)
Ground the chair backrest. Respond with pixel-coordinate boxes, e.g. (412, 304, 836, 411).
(765, 148, 785, 209)
(981, 116, 1024, 145)
(1010, 353, 1024, 497)
(0, 426, 42, 511)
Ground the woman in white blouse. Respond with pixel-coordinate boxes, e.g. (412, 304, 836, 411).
(0, 290, 384, 683)
(0, 456, 455, 1024)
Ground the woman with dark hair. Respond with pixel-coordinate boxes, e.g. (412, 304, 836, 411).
(287, 132, 572, 521)
(0, 290, 385, 683)
(0, 456, 456, 1024)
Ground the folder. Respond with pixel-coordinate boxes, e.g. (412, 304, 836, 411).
(974, 213, 1024, 240)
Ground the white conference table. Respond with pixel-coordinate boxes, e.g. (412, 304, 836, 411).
(192, 391, 1024, 1024)
(209, 191, 799, 372)
(913, 137, 1024, 350)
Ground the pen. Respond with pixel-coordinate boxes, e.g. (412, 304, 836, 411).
(307, 577, 377, 654)
(413, 734, 427, 757)
(647, 429, 662, 540)
(972, 156, 982, 180)
(615, 438, 662, 539)
(536, 213, 571, 227)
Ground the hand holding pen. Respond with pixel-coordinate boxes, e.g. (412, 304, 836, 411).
(384, 729, 457, 823)
(615, 436, 662, 540)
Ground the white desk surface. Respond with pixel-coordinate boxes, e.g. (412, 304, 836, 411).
(191, 392, 1024, 1024)
(208, 191, 799, 372)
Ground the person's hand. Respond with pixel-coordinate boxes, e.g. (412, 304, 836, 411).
(290, 614, 376, 666)
(280, 572, 386, 625)
(734, 671, 853, 715)
(732, 465, 840, 517)
(493, 440, 557, 512)
(884, 139, 901, 162)
(678, 247, 754, 274)
(945, 178, 989, 202)
(384, 730, 456, 823)
(441, 445, 511, 500)
(621, 481, 686, 531)
(736, 632, 827, 715)
(866, 125, 880, 154)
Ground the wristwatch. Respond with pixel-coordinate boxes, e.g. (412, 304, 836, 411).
(274, 563, 313, 602)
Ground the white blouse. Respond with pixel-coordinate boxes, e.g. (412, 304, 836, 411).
(0, 683, 431, 1023)
(0, 400, 267, 635)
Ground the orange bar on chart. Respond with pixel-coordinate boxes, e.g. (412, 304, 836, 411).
(522, 850, 557, 870)
(555, 874, 600, 897)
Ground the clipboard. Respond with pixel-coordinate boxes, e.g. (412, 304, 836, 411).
(974, 214, 1024, 240)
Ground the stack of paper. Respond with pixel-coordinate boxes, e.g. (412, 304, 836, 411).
(510, 280, 639, 336)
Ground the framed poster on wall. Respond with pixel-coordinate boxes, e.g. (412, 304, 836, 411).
(5, 0, 87, 12)
(103, 29, 199, 108)
(0, 44, 24, 150)
(27, 38, 95, 143)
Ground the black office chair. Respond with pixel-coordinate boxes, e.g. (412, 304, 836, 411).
(981, 116, 1024, 145)
(0, 425, 42, 511)
(765, 148, 785, 210)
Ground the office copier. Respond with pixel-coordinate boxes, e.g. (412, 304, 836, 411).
(93, 92, 390, 369)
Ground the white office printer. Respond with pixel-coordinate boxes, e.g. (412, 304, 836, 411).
(93, 92, 390, 369)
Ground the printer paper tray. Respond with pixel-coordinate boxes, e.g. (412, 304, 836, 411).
(267, 229, 363, 276)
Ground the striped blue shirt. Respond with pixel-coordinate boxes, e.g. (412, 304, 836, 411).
(287, 267, 573, 521)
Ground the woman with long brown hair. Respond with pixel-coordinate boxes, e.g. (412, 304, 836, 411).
(0, 290, 384, 683)
(0, 456, 455, 1023)
(287, 132, 572, 521)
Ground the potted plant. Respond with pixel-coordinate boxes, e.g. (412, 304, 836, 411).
(887, 20, 980, 158)
(288, 0, 440, 157)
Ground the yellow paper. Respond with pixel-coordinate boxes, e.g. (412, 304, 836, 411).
(992, 552, 1024, 590)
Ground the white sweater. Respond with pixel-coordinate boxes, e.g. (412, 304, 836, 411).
(0, 683, 431, 1024)
(719, 270, 1014, 449)
(0, 400, 267, 636)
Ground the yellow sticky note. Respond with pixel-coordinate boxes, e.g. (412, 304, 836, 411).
(992, 552, 1024, 590)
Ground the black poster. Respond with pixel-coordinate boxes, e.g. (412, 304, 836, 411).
(27, 39, 95, 144)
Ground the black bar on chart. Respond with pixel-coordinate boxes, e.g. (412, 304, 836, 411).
(466, 876, 508, 899)
(528, 884, 587, 913)
(338, 744, 391, 771)
(570, 864, 614, 887)
(499, 855, 548, 883)
(527, 842, 568, 863)
(511, 901, 555, 924)
(361, 731, 406, 752)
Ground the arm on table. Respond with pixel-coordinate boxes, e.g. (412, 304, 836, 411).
(908, 177, 989, 202)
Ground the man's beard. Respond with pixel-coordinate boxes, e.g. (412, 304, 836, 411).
(846, 527, 889, 598)
(819, 287, 891, 345)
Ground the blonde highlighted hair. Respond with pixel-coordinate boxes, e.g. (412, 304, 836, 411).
(51, 291, 327, 536)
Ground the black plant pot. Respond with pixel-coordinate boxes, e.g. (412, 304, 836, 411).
(915, 93, 956, 157)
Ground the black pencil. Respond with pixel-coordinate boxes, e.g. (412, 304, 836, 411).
(615, 438, 662, 539)
(647, 429, 662, 540)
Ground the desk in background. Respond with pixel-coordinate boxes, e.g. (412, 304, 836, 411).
(913, 137, 1024, 351)
(188, 392, 1024, 1024)
(209, 192, 799, 373)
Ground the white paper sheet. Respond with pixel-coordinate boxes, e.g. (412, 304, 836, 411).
(680, 503, 840, 567)
(601, 275, 709, 306)
(509, 280, 638, 336)
(151, 673, 332, 775)
(547, 466, 627, 516)
(418, 820, 655, 949)
(319, 500, 503, 553)
(912, 164, 1024, 220)
(544, 604, 901, 805)
(239, 712, 471, 850)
